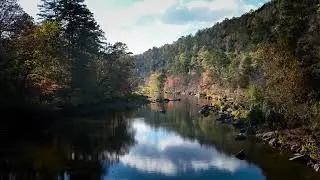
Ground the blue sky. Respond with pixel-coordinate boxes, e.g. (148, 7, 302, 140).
(18, 0, 270, 54)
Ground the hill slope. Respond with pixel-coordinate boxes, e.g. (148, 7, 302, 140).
(135, 0, 320, 129)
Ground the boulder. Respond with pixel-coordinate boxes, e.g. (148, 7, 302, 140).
(216, 113, 233, 123)
(289, 154, 311, 164)
(269, 138, 278, 146)
(313, 163, 320, 172)
(256, 133, 263, 138)
(262, 131, 276, 139)
(290, 144, 300, 152)
(263, 136, 272, 142)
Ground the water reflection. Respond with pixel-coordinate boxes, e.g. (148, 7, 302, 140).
(106, 119, 265, 180)
(106, 97, 320, 180)
(0, 111, 135, 180)
(2, 98, 320, 179)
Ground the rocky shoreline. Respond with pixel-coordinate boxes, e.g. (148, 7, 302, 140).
(146, 91, 320, 172)
(255, 129, 320, 172)
(196, 97, 320, 172)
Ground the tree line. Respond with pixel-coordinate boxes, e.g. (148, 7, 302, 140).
(136, 0, 320, 130)
(0, 0, 136, 109)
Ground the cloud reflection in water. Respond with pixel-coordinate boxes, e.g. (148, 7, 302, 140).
(116, 119, 259, 176)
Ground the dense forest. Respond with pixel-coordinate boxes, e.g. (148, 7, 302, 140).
(136, 0, 320, 131)
(0, 0, 136, 110)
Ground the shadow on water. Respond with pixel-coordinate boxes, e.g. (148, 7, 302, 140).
(1, 97, 320, 180)
(0, 110, 136, 180)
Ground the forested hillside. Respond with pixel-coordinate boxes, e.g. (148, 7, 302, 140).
(0, 0, 136, 109)
(136, 0, 320, 129)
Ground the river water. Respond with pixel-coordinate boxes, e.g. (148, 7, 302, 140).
(1, 97, 320, 180)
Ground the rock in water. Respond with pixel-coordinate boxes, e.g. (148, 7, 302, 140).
(240, 128, 247, 134)
(313, 163, 320, 172)
(232, 119, 246, 129)
(289, 154, 310, 163)
(262, 131, 276, 139)
(234, 149, 246, 160)
(246, 126, 256, 135)
(235, 133, 247, 141)
(269, 138, 278, 146)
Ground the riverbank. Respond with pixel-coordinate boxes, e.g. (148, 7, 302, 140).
(0, 94, 151, 118)
(193, 93, 320, 172)
(59, 94, 150, 116)
(255, 128, 320, 172)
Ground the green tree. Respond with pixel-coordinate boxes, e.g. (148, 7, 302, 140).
(257, 43, 308, 127)
(39, 0, 104, 102)
(38, 0, 58, 20)
(276, 0, 314, 45)
(94, 43, 135, 99)
(0, 0, 34, 106)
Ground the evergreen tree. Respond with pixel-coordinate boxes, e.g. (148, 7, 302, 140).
(38, 0, 104, 102)
(38, 0, 58, 20)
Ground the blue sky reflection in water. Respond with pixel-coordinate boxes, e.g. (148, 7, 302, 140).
(104, 118, 265, 180)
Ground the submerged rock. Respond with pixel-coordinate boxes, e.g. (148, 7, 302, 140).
(232, 119, 247, 129)
(234, 149, 246, 160)
(235, 133, 247, 141)
(246, 126, 256, 135)
(240, 128, 247, 134)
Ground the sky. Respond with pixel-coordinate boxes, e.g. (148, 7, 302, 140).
(18, 0, 270, 54)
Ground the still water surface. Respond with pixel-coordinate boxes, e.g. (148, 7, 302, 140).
(1, 97, 320, 180)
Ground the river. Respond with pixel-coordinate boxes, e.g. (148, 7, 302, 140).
(1, 97, 319, 180)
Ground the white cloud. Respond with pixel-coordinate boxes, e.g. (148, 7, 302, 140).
(186, 0, 238, 11)
(18, 0, 267, 54)
(93, 0, 262, 53)
(18, 0, 40, 19)
(105, 21, 188, 54)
